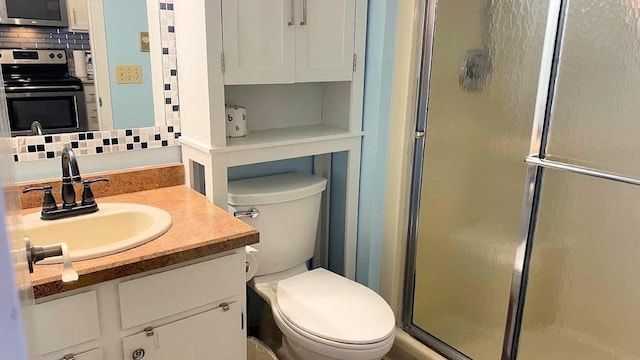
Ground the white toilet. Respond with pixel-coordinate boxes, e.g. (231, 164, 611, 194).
(228, 173, 395, 360)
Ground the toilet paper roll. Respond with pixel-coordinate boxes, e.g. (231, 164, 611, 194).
(245, 246, 258, 281)
(72, 50, 88, 78)
(225, 105, 248, 138)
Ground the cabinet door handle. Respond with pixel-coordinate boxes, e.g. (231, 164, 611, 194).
(288, 0, 295, 25)
(300, 0, 307, 25)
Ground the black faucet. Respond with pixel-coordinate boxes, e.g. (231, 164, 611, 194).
(23, 145, 109, 220)
(61, 146, 82, 208)
(30, 121, 44, 135)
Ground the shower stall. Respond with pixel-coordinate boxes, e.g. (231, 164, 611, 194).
(403, 1, 640, 359)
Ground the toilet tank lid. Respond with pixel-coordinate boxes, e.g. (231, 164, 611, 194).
(228, 173, 327, 205)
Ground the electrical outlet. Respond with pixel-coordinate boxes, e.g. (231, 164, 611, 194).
(115, 65, 143, 84)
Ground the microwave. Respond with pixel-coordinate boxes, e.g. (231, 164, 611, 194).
(0, 0, 68, 27)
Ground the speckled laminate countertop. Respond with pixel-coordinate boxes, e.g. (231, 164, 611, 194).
(28, 185, 259, 299)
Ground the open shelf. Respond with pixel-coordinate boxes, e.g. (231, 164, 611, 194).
(223, 124, 357, 151)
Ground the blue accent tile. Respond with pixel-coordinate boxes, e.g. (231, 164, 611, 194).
(167, 3, 173, 10)
(96, 146, 103, 153)
(175, 132, 181, 138)
(162, 47, 169, 55)
(164, 84, 171, 90)
(154, 134, 161, 141)
(111, 138, 119, 145)
(172, 105, 179, 112)
(27, 145, 36, 152)
(168, 26, 175, 33)
(126, 129, 133, 136)
(44, 136, 53, 143)
(170, 69, 177, 76)
(79, 133, 86, 140)
(168, 126, 174, 133)
(87, 133, 94, 140)
(71, 141, 79, 148)
(127, 144, 134, 150)
(36, 144, 45, 152)
(160, 3, 166, 10)
(14, 154, 18, 162)
(165, 98, 171, 104)
(134, 136, 140, 143)
(46, 151, 55, 159)
(103, 139, 110, 146)
(141, 142, 148, 149)
(162, 140, 168, 146)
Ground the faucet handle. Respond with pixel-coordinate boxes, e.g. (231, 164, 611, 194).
(81, 177, 109, 206)
(23, 184, 58, 212)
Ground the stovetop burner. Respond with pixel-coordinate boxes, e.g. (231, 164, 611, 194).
(0, 49, 82, 88)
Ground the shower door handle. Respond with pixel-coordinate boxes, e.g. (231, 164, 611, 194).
(525, 156, 640, 187)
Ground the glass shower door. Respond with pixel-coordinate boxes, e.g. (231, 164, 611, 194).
(516, 1, 640, 359)
(406, 1, 549, 359)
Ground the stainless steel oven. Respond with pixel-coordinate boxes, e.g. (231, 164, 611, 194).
(1, 49, 87, 136)
(0, 0, 68, 27)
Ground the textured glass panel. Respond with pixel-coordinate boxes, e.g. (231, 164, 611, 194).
(519, 170, 640, 360)
(411, 1, 549, 359)
(546, 1, 640, 177)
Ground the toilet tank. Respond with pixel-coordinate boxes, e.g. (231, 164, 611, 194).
(228, 173, 327, 276)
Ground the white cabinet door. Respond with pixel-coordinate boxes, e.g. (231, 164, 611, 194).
(67, 0, 90, 32)
(294, 0, 356, 82)
(222, 0, 295, 85)
(122, 303, 244, 360)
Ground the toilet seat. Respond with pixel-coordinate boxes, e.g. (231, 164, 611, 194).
(275, 268, 395, 346)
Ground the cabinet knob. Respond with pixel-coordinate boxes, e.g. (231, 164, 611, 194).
(132, 348, 145, 360)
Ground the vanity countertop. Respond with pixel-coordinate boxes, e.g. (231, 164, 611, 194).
(28, 185, 259, 299)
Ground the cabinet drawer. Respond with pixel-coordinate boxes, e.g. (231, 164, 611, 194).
(122, 303, 243, 360)
(118, 252, 245, 329)
(34, 291, 100, 354)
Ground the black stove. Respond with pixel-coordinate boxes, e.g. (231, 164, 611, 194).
(1, 49, 83, 87)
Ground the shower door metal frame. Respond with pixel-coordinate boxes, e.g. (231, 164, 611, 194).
(402, 1, 570, 359)
(400, 0, 474, 358)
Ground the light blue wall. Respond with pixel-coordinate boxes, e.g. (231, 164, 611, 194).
(228, 157, 314, 181)
(356, 0, 398, 291)
(329, 152, 347, 275)
(103, 0, 155, 129)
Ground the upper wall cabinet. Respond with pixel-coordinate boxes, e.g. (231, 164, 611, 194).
(222, 0, 356, 85)
(67, 0, 90, 32)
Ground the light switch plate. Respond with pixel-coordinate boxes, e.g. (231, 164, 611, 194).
(139, 31, 150, 52)
(115, 65, 143, 84)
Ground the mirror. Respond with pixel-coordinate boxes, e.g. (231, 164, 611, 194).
(88, 0, 164, 130)
(6, 0, 168, 137)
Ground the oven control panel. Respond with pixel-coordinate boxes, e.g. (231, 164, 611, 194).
(0, 49, 67, 64)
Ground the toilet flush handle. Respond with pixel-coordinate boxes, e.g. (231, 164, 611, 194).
(234, 207, 260, 219)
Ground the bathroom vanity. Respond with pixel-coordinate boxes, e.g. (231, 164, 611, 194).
(27, 184, 259, 360)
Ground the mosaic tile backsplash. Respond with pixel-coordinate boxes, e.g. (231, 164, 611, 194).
(0, 25, 91, 79)
(10, 0, 181, 162)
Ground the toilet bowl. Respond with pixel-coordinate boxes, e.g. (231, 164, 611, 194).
(250, 265, 395, 360)
(229, 173, 396, 360)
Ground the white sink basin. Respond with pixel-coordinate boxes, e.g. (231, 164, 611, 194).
(23, 203, 172, 264)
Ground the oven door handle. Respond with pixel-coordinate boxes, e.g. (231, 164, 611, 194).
(5, 85, 82, 91)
